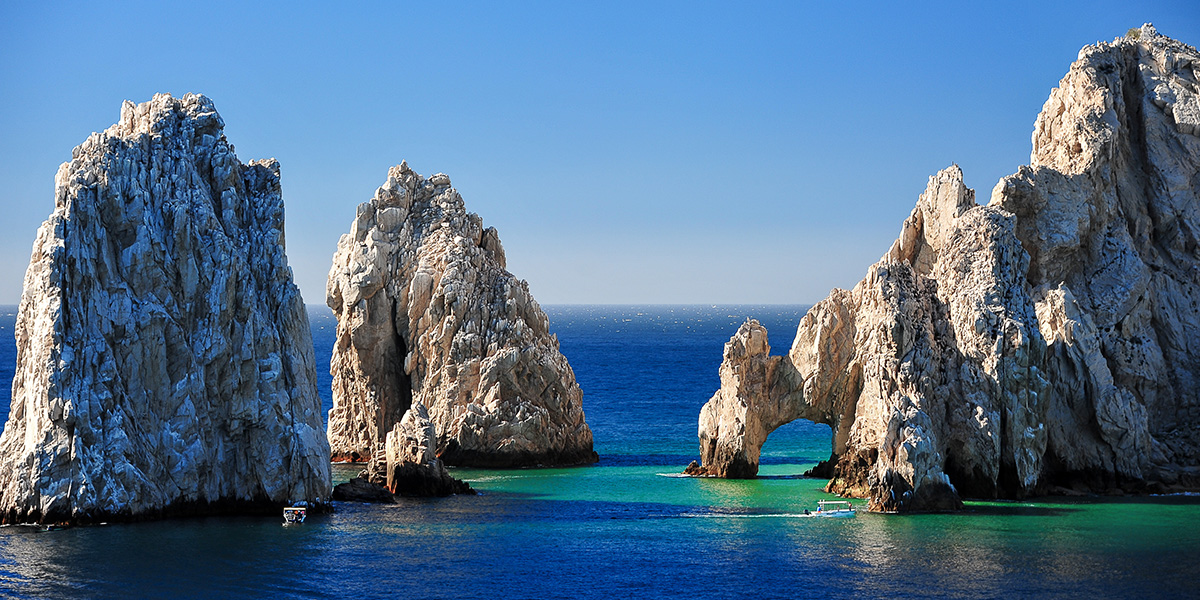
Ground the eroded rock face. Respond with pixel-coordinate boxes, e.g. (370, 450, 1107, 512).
(383, 402, 473, 496)
(0, 94, 331, 524)
(333, 402, 473, 500)
(993, 24, 1200, 487)
(692, 25, 1200, 511)
(688, 320, 802, 478)
(327, 163, 595, 468)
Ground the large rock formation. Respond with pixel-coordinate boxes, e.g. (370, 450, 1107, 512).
(326, 162, 595, 468)
(691, 24, 1200, 511)
(0, 94, 331, 524)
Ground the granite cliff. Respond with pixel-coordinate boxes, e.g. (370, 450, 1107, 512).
(0, 94, 331, 524)
(326, 163, 595, 467)
(690, 24, 1200, 511)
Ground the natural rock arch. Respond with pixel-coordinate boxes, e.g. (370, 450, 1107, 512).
(690, 166, 1035, 513)
(688, 25, 1200, 511)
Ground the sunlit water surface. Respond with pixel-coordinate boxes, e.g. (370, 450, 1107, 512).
(0, 305, 1196, 599)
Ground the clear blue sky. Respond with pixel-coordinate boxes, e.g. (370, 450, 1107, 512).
(1, 1, 1196, 305)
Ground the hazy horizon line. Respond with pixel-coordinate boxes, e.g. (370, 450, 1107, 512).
(0, 302, 818, 310)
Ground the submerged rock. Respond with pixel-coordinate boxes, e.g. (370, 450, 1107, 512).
(326, 162, 596, 468)
(0, 94, 331, 524)
(691, 25, 1200, 511)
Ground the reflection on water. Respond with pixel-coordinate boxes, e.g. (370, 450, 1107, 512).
(2, 465, 1200, 598)
(832, 497, 1200, 598)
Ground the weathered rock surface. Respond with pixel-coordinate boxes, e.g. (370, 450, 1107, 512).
(334, 402, 474, 499)
(331, 403, 475, 499)
(332, 402, 475, 500)
(0, 94, 331, 524)
(994, 24, 1200, 491)
(380, 402, 472, 496)
(326, 162, 595, 468)
(690, 320, 802, 479)
(691, 25, 1200, 511)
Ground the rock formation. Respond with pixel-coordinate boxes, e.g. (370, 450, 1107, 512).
(690, 24, 1200, 511)
(330, 476, 396, 503)
(326, 162, 595, 468)
(0, 93, 331, 525)
(686, 320, 805, 480)
(382, 402, 474, 495)
(332, 402, 474, 500)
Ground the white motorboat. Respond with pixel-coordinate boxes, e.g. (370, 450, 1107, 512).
(283, 506, 307, 524)
(809, 500, 856, 518)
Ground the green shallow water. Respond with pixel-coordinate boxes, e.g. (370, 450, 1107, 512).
(331, 457, 1200, 599)
(450, 463, 835, 514)
(8, 465, 1198, 599)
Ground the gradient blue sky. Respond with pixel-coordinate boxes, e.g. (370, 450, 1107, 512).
(2, 1, 1196, 305)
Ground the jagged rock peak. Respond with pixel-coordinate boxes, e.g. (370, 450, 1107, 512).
(691, 26, 1200, 511)
(326, 162, 596, 468)
(1029, 23, 1200, 175)
(0, 93, 331, 525)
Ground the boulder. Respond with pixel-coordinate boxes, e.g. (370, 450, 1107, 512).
(331, 477, 396, 504)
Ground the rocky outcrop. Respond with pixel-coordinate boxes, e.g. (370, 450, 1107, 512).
(378, 402, 472, 496)
(995, 23, 1200, 490)
(691, 24, 1200, 511)
(330, 476, 396, 503)
(687, 320, 804, 479)
(383, 402, 473, 495)
(0, 94, 331, 525)
(326, 162, 595, 468)
(332, 402, 473, 501)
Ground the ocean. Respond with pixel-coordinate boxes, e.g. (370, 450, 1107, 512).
(0, 304, 1198, 599)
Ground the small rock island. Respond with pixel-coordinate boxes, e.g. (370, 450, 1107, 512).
(0, 94, 331, 524)
(689, 24, 1200, 511)
(326, 162, 596, 469)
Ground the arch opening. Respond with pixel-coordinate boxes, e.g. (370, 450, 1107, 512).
(757, 419, 834, 478)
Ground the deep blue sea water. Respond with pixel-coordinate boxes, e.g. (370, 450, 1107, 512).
(1, 305, 1199, 599)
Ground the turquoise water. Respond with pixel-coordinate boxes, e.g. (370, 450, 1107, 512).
(0, 305, 1198, 598)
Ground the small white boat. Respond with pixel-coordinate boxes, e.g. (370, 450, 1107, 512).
(283, 506, 307, 524)
(810, 500, 856, 518)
